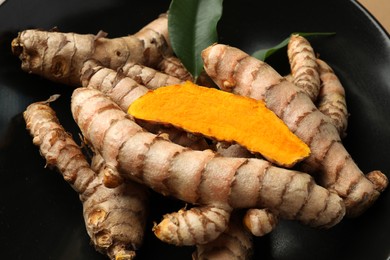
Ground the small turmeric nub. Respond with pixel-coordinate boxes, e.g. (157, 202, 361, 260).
(128, 81, 310, 167)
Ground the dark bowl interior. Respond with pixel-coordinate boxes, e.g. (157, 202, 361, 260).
(0, 0, 389, 259)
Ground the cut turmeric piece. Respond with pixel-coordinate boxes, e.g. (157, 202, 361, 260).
(128, 81, 310, 167)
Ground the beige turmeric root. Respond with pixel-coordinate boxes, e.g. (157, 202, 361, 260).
(87, 154, 150, 257)
(80, 60, 209, 151)
(157, 55, 194, 82)
(287, 36, 348, 137)
(11, 13, 191, 86)
(120, 61, 183, 90)
(284, 58, 348, 138)
(202, 43, 388, 217)
(132, 13, 192, 81)
(71, 87, 345, 247)
(192, 212, 253, 260)
(128, 81, 311, 167)
(11, 29, 148, 86)
(216, 145, 278, 239)
(23, 97, 150, 260)
(153, 205, 232, 246)
(243, 208, 278, 237)
(287, 34, 321, 102)
(316, 58, 349, 137)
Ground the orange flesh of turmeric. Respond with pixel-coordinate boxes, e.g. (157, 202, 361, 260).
(128, 81, 310, 167)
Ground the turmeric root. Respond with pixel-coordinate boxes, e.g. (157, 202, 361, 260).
(85, 154, 150, 259)
(192, 212, 253, 260)
(71, 87, 345, 242)
(11, 13, 192, 86)
(11, 29, 147, 86)
(80, 60, 209, 151)
(285, 58, 348, 138)
(23, 97, 149, 260)
(287, 36, 348, 137)
(157, 55, 194, 82)
(128, 81, 311, 167)
(153, 205, 232, 246)
(120, 62, 183, 90)
(132, 13, 192, 81)
(316, 58, 349, 137)
(243, 208, 278, 237)
(215, 144, 278, 238)
(24, 95, 95, 193)
(287, 34, 321, 102)
(202, 43, 388, 217)
(10, 15, 166, 86)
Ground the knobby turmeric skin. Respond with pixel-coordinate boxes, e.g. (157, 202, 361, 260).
(192, 212, 253, 260)
(287, 35, 348, 138)
(11, 13, 192, 86)
(11, 14, 186, 86)
(243, 208, 278, 237)
(71, 87, 345, 247)
(128, 81, 311, 168)
(132, 13, 192, 81)
(287, 34, 321, 102)
(316, 58, 349, 137)
(201, 43, 388, 217)
(11, 30, 151, 86)
(120, 61, 183, 90)
(24, 97, 149, 260)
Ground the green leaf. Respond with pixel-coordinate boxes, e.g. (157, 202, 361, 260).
(168, 0, 223, 80)
(252, 32, 336, 61)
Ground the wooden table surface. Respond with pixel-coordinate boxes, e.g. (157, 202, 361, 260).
(359, 0, 390, 33)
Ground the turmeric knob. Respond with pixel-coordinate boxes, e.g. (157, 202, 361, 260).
(243, 208, 278, 237)
(128, 81, 310, 167)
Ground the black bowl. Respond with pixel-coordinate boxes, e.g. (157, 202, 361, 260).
(0, 0, 389, 259)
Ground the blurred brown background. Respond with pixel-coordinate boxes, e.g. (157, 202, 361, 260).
(359, 0, 389, 32)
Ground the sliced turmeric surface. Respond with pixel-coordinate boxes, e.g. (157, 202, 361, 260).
(128, 81, 310, 167)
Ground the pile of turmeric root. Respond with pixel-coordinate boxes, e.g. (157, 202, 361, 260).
(13, 13, 388, 260)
